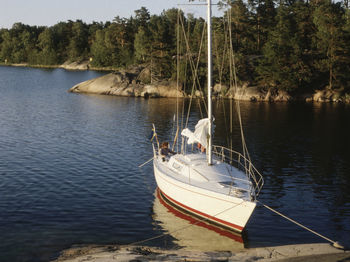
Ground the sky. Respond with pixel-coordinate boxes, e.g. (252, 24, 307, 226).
(0, 0, 220, 29)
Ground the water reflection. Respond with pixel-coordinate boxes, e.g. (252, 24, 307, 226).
(148, 98, 350, 247)
(1, 65, 350, 261)
(152, 189, 245, 251)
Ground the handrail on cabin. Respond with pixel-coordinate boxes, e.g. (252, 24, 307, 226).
(212, 145, 264, 199)
(151, 125, 263, 200)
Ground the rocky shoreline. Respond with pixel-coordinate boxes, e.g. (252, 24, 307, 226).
(52, 243, 349, 262)
(2, 62, 349, 102)
(69, 69, 184, 98)
(69, 69, 350, 103)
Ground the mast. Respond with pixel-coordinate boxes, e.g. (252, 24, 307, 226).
(207, 0, 213, 165)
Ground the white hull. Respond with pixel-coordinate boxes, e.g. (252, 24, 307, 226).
(153, 154, 256, 232)
(153, 189, 244, 250)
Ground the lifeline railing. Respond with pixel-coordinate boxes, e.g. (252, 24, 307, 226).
(150, 124, 263, 199)
(212, 145, 264, 200)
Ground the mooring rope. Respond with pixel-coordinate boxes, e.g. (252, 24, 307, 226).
(258, 200, 344, 249)
(138, 157, 154, 168)
(138, 160, 344, 250)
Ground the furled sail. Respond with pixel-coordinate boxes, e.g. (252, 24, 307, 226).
(181, 118, 214, 148)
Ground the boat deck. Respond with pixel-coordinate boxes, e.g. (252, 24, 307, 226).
(156, 153, 253, 200)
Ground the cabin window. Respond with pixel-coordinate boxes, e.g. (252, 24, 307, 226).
(172, 162, 182, 171)
(219, 181, 235, 188)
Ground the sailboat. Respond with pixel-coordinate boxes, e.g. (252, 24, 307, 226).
(151, 0, 264, 233)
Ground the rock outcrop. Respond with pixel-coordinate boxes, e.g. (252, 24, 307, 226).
(69, 67, 349, 102)
(69, 71, 296, 101)
(307, 88, 345, 103)
(3, 62, 350, 102)
(225, 84, 292, 102)
(69, 70, 185, 98)
(60, 61, 90, 70)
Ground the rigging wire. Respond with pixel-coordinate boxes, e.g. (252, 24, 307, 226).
(179, 13, 207, 124)
(227, 2, 251, 163)
(175, 8, 181, 152)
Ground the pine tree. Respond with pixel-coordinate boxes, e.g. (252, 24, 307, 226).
(248, 0, 277, 52)
(257, 3, 298, 90)
(67, 20, 89, 61)
(313, 1, 348, 89)
(134, 27, 151, 63)
(36, 28, 58, 65)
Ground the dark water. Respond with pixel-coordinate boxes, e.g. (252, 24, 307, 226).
(0, 66, 349, 262)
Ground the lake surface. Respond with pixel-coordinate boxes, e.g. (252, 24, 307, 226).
(0, 66, 349, 262)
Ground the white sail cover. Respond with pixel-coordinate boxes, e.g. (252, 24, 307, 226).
(181, 118, 213, 148)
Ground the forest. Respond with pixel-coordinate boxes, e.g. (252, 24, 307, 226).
(1, 0, 350, 93)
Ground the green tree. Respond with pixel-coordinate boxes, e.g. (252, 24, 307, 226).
(113, 16, 135, 66)
(134, 27, 151, 63)
(257, 4, 298, 90)
(134, 7, 151, 28)
(0, 30, 13, 62)
(257, 2, 315, 92)
(248, 0, 277, 51)
(51, 22, 74, 62)
(313, 1, 348, 89)
(35, 27, 58, 65)
(90, 29, 111, 67)
(148, 14, 174, 79)
(228, 0, 257, 83)
(228, 0, 253, 53)
(291, 1, 314, 90)
(67, 20, 89, 61)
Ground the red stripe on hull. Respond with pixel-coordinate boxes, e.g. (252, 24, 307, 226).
(157, 189, 243, 243)
(159, 188, 244, 232)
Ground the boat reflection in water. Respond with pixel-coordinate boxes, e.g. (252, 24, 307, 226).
(152, 189, 245, 251)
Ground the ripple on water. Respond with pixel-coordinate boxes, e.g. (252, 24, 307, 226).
(0, 68, 350, 262)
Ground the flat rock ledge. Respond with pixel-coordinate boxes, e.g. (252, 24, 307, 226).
(70, 73, 350, 102)
(69, 73, 292, 100)
(69, 71, 185, 98)
(60, 61, 90, 70)
(52, 243, 348, 262)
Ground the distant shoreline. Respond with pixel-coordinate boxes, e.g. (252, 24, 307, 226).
(0, 61, 116, 72)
